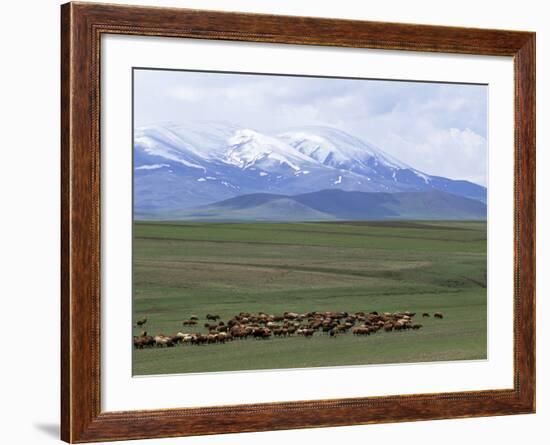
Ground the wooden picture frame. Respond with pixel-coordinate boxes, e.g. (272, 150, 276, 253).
(61, 2, 535, 442)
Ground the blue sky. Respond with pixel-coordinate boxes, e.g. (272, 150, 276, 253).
(134, 69, 487, 185)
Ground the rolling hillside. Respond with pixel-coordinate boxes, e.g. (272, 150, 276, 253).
(147, 189, 487, 221)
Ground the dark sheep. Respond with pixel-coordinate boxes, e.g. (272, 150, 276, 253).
(135, 317, 147, 327)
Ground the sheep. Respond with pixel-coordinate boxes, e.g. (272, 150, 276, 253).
(135, 317, 147, 328)
(252, 328, 271, 339)
(154, 335, 175, 348)
(132, 308, 431, 353)
(352, 327, 370, 336)
(191, 334, 207, 345)
(176, 332, 193, 342)
(133, 336, 144, 349)
(207, 333, 218, 344)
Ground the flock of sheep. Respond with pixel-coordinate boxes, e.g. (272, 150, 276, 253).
(133, 310, 444, 349)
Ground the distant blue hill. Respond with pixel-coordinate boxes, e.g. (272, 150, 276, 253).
(137, 189, 487, 221)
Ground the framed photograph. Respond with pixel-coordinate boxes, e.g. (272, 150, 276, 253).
(61, 2, 535, 442)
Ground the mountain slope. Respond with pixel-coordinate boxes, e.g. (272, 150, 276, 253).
(279, 126, 407, 173)
(153, 189, 486, 221)
(280, 126, 486, 202)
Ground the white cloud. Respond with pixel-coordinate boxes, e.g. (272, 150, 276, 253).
(170, 87, 204, 102)
(136, 70, 487, 185)
(373, 126, 487, 185)
(170, 81, 292, 104)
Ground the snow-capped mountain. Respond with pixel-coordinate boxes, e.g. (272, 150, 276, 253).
(134, 121, 486, 213)
(279, 126, 407, 173)
(225, 129, 316, 172)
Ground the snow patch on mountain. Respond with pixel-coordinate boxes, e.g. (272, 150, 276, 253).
(135, 128, 206, 171)
(279, 126, 408, 171)
(135, 163, 170, 170)
(226, 129, 314, 172)
(414, 171, 430, 184)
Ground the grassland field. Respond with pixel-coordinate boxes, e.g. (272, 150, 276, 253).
(133, 220, 487, 375)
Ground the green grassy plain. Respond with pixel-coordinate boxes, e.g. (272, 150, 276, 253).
(133, 220, 487, 375)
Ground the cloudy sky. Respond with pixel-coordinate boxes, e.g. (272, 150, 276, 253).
(134, 69, 487, 186)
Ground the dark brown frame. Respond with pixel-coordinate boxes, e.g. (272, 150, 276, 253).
(61, 2, 536, 442)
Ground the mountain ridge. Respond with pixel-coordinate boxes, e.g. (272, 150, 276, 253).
(134, 121, 487, 211)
